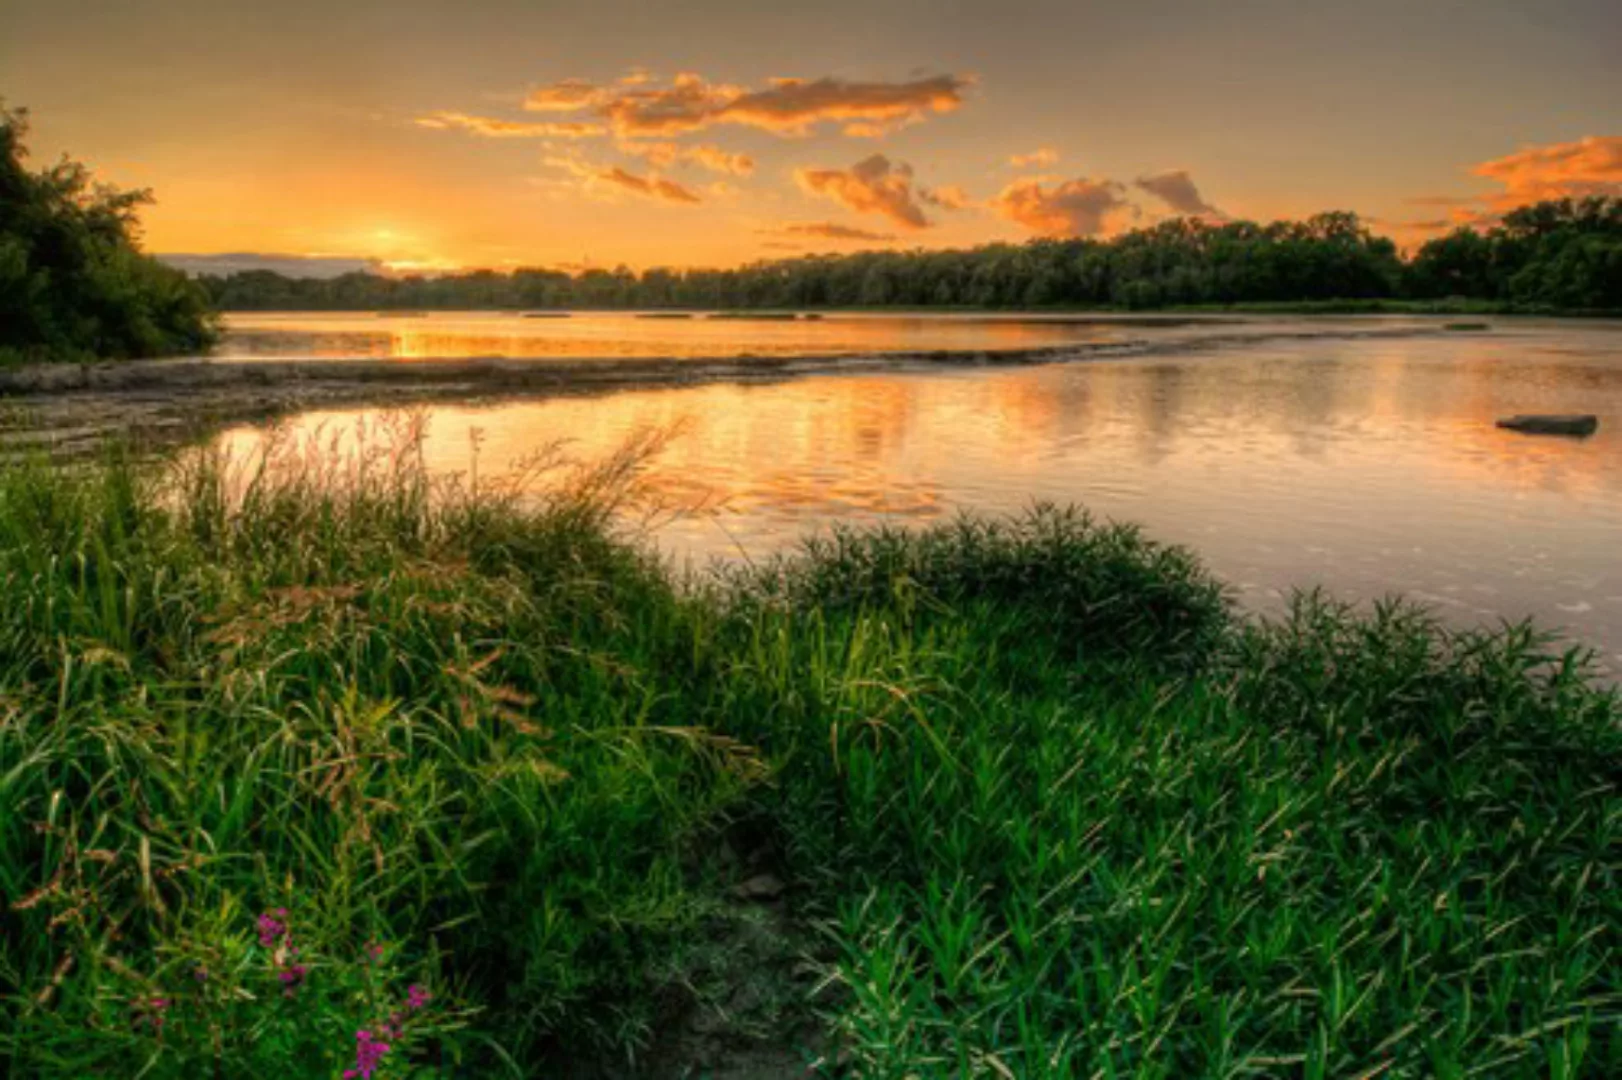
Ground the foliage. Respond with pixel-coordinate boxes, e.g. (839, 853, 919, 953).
(1406, 197, 1622, 309)
(1, 427, 1617, 1077)
(198, 199, 1621, 314)
(0, 103, 216, 364)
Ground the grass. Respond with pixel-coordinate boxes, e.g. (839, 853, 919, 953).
(0, 422, 1617, 1077)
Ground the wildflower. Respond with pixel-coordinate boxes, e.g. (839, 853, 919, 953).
(256, 911, 288, 948)
(343, 1028, 392, 1080)
(135, 995, 170, 1035)
(278, 963, 308, 997)
(365, 941, 386, 963)
(406, 984, 430, 1010)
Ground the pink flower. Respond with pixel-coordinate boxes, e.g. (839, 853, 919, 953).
(406, 984, 430, 1010)
(256, 911, 288, 948)
(278, 963, 308, 997)
(345, 1028, 392, 1079)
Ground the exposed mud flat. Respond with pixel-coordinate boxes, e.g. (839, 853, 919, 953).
(0, 324, 1446, 455)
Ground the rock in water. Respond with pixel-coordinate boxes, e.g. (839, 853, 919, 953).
(1496, 414, 1599, 437)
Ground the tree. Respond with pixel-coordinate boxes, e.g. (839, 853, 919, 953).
(0, 102, 217, 363)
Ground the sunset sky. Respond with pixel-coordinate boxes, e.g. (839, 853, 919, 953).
(5, 0, 1619, 273)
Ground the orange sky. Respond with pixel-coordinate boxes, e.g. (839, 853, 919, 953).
(4, 0, 1619, 272)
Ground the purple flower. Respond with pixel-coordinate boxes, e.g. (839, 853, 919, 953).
(256, 911, 288, 948)
(406, 984, 430, 1010)
(278, 963, 308, 997)
(344, 1028, 392, 1079)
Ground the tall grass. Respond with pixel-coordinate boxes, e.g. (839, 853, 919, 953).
(1, 422, 1617, 1077)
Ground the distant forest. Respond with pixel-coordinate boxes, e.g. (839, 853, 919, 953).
(203, 198, 1622, 314)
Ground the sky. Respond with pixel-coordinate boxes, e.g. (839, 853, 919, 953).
(4, 0, 1620, 273)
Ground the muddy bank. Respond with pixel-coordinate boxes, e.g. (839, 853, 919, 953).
(0, 324, 1447, 455)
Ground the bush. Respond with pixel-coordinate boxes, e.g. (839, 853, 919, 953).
(0, 103, 217, 364)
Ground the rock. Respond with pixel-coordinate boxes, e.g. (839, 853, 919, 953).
(1495, 414, 1599, 437)
(732, 873, 786, 901)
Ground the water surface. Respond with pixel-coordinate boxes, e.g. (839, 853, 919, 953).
(214, 309, 1427, 363)
(214, 318, 1622, 667)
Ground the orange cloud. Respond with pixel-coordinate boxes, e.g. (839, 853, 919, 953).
(593, 72, 969, 138)
(596, 166, 702, 204)
(795, 154, 931, 229)
(1134, 169, 1226, 219)
(1471, 135, 1622, 210)
(1395, 136, 1622, 234)
(782, 222, 898, 241)
(1009, 147, 1058, 168)
(992, 176, 1131, 236)
(619, 140, 755, 176)
(416, 111, 605, 138)
(523, 78, 604, 112)
(920, 184, 975, 210)
(718, 74, 969, 135)
(600, 73, 742, 136)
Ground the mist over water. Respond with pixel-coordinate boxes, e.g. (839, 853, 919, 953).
(214, 317, 1622, 667)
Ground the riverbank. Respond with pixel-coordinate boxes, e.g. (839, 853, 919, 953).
(0, 319, 1460, 455)
(1, 438, 1616, 1078)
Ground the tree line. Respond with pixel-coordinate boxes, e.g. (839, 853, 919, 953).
(0, 104, 216, 364)
(202, 199, 1622, 314)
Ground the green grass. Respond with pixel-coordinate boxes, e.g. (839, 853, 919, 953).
(1, 426, 1617, 1077)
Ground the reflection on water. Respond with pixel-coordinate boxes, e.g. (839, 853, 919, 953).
(214, 320, 1622, 666)
(215, 310, 1144, 361)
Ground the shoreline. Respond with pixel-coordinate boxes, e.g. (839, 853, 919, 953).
(0, 323, 1455, 454)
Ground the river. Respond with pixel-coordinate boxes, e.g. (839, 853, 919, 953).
(210, 312, 1622, 668)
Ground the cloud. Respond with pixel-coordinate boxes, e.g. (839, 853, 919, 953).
(416, 111, 605, 138)
(156, 253, 385, 279)
(1009, 147, 1059, 168)
(587, 72, 971, 138)
(991, 176, 1132, 236)
(523, 78, 604, 112)
(781, 222, 899, 241)
(1134, 169, 1226, 219)
(920, 184, 975, 210)
(596, 166, 702, 204)
(717, 74, 970, 135)
(795, 154, 931, 229)
(1404, 194, 1480, 208)
(1393, 136, 1622, 234)
(619, 140, 755, 176)
(1471, 135, 1622, 210)
(601, 73, 742, 136)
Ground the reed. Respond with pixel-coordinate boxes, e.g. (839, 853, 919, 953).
(1, 425, 1615, 1077)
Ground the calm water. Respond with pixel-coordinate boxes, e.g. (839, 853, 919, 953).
(213, 317, 1622, 667)
(212, 310, 1433, 363)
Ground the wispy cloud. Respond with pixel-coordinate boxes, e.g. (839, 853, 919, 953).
(596, 166, 702, 204)
(1009, 147, 1058, 168)
(453, 71, 972, 141)
(920, 184, 975, 210)
(416, 110, 605, 138)
(780, 222, 899, 241)
(1398, 136, 1622, 232)
(991, 176, 1132, 236)
(1471, 135, 1622, 210)
(718, 74, 970, 136)
(522, 78, 605, 112)
(618, 140, 755, 176)
(795, 154, 932, 229)
(1134, 169, 1226, 220)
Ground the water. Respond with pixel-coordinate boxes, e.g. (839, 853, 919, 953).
(212, 316, 1622, 667)
(211, 310, 1420, 363)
